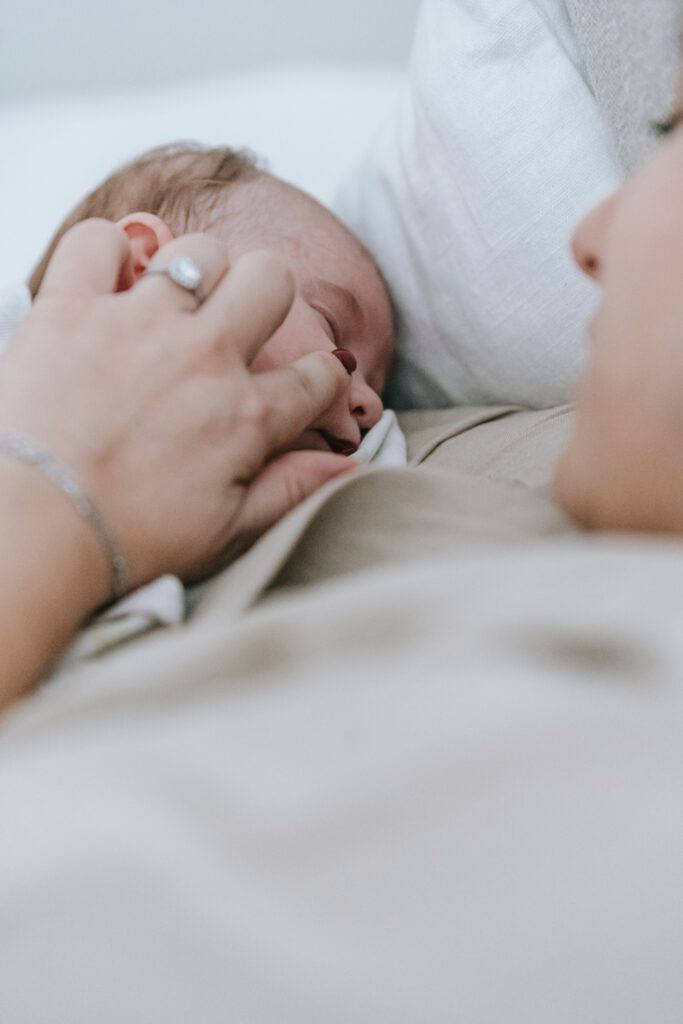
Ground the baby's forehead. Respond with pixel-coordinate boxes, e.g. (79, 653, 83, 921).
(209, 176, 390, 327)
(212, 176, 359, 255)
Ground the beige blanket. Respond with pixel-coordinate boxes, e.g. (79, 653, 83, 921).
(2, 404, 683, 1022)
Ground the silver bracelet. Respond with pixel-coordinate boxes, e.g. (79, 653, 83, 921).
(0, 432, 130, 600)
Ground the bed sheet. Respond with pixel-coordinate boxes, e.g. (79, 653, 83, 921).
(1, 406, 683, 1021)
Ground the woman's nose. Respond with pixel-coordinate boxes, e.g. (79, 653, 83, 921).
(571, 191, 619, 281)
(350, 376, 384, 431)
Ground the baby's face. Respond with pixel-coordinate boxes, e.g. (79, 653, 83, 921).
(212, 178, 394, 455)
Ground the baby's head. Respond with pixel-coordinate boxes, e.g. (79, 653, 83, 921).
(31, 143, 394, 455)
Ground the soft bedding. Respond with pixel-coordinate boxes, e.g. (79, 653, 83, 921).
(334, 0, 680, 413)
(336, 0, 622, 410)
(2, 405, 683, 1022)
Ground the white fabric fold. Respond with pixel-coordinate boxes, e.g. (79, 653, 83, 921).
(336, 0, 623, 410)
(355, 409, 407, 468)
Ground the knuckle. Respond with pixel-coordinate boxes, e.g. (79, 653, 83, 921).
(304, 375, 326, 416)
(238, 250, 292, 285)
(300, 352, 345, 404)
(42, 291, 86, 323)
(284, 366, 317, 420)
(283, 469, 306, 510)
(124, 291, 164, 335)
(182, 232, 227, 255)
(239, 391, 269, 430)
(63, 218, 123, 249)
(167, 233, 228, 269)
(231, 251, 295, 308)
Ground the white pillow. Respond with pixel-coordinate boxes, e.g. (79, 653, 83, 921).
(335, 0, 622, 410)
(0, 64, 401, 286)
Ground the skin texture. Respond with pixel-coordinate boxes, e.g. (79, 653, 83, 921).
(554, 80, 683, 534)
(120, 175, 395, 456)
(0, 220, 354, 707)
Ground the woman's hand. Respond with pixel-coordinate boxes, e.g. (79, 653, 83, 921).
(0, 219, 354, 597)
(0, 219, 354, 705)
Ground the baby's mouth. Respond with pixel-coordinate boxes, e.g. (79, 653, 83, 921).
(286, 431, 359, 456)
(319, 432, 359, 457)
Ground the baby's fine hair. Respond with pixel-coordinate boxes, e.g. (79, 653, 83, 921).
(29, 142, 260, 297)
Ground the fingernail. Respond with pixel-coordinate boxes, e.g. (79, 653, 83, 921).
(332, 348, 357, 375)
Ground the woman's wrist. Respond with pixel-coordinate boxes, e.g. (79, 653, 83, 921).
(1, 455, 112, 603)
(0, 433, 132, 601)
(0, 457, 111, 705)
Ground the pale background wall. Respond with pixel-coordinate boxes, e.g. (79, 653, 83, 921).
(0, 0, 420, 102)
(0, 0, 419, 281)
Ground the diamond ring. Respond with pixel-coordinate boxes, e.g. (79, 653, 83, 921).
(142, 256, 206, 308)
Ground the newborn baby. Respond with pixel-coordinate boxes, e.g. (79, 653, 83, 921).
(29, 142, 396, 460)
(0, 143, 405, 665)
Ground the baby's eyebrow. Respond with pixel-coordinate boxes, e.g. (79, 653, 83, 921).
(311, 279, 365, 333)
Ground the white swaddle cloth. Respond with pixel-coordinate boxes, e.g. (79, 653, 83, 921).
(0, 282, 407, 665)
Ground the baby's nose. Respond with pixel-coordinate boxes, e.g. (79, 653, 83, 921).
(350, 377, 384, 431)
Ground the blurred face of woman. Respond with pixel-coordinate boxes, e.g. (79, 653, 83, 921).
(554, 78, 683, 533)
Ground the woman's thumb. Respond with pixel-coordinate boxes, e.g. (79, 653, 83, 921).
(234, 450, 358, 544)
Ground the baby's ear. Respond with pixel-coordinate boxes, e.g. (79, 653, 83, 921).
(116, 213, 175, 288)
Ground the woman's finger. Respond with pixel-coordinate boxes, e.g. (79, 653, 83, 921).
(198, 250, 295, 362)
(251, 350, 350, 451)
(39, 219, 132, 300)
(134, 233, 231, 315)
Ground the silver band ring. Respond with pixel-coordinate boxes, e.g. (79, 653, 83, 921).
(143, 256, 206, 308)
